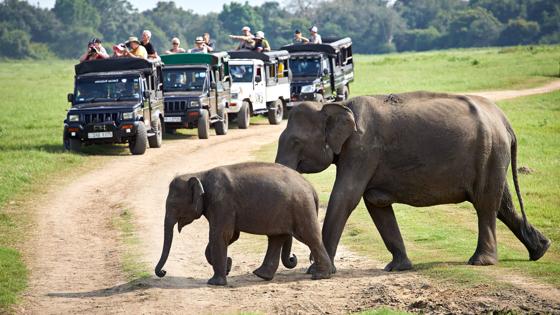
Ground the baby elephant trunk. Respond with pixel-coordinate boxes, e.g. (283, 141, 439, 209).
(281, 236, 298, 269)
(155, 216, 175, 277)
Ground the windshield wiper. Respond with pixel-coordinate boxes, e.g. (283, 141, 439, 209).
(83, 97, 105, 103)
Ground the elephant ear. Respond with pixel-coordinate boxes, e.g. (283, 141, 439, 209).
(188, 177, 205, 217)
(321, 103, 357, 155)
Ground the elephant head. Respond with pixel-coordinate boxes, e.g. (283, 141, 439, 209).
(155, 176, 205, 277)
(275, 101, 356, 173)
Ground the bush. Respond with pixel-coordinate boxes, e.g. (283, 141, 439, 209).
(0, 26, 33, 59)
(395, 27, 442, 51)
(498, 18, 541, 46)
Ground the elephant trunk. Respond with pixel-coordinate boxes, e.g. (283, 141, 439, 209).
(155, 216, 175, 277)
(281, 236, 297, 269)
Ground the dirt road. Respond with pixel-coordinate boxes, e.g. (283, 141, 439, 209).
(20, 83, 560, 314)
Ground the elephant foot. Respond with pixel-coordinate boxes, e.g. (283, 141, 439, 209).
(207, 274, 227, 286)
(226, 257, 232, 275)
(253, 266, 275, 281)
(468, 252, 497, 266)
(384, 257, 413, 272)
(528, 235, 551, 261)
(306, 262, 337, 275)
(311, 270, 331, 280)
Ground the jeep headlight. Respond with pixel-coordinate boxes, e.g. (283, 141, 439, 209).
(190, 100, 200, 107)
(301, 85, 315, 93)
(231, 93, 239, 100)
(122, 112, 134, 120)
(68, 114, 80, 122)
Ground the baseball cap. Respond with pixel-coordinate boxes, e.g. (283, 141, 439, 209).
(255, 31, 265, 39)
(241, 26, 251, 32)
(310, 26, 318, 33)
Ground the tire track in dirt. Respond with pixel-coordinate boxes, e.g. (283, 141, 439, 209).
(20, 81, 560, 314)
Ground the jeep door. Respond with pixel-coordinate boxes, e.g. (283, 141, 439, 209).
(253, 65, 266, 110)
(208, 69, 218, 117)
(321, 57, 333, 97)
(142, 77, 152, 128)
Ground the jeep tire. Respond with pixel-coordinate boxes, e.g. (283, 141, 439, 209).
(63, 131, 82, 153)
(129, 121, 148, 155)
(267, 99, 283, 125)
(238, 101, 250, 129)
(337, 85, 349, 101)
(148, 117, 163, 148)
(198, 109, 210, 139)
(215, 109, 228, 136)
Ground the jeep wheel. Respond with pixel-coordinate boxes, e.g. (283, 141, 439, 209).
(215, 109, 228, 135)
(238, 101, 250, 129)
(63, 132, 82, 153)
(129, 122, 148, 155)
(148, 118, 163, 148)
(267, 99, 283, 125)
(197, 110, 210, 139)
(337, 86, 349, 101)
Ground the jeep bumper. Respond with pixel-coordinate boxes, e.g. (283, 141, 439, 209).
(64, 121, 141, 144)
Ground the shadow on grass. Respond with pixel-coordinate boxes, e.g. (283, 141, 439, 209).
(412, 261, 468, 271)
(46, 267, 388, 298)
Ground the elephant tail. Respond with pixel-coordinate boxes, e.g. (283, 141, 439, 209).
(281, 236, 297, 269)
(510, 128, 528, 228)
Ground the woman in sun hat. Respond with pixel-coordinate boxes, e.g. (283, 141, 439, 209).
(122, 36, 148, 59)
(164, 37, 186, 54)
(189, 37, 208, 53)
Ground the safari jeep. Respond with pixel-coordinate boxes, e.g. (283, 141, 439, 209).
(160, 52, 230, 139)
(281, 37, 354, 108)
(227, 50, 290, 128)
(64, 58, 164, 155)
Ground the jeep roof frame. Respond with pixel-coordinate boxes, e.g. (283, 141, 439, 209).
(161, 52, 229, 67)
(280, 37, 352, 56)
(75, 58, 160, 76)
(227, 50, 290, 63)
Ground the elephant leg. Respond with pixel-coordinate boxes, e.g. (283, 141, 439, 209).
(207, 227, 231, 286)
(295, 222, 332, 280)
(253, 235, 285, 281)
(205, 230, 239, 275)
(469, 191, 501, 266)
(364, 201, 412, 271)
(497, 185, 550, 261)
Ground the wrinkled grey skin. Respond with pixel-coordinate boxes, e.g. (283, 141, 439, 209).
(155, 162, 332, 285)
(275, 92, 551, 272)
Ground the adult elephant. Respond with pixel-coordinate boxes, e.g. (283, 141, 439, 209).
(275, 92, 550, 271)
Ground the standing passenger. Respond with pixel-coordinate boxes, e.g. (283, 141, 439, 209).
(141, 30, 159, 60)
(164, 37, 186, 54)
(203, 33, 215, 52)
(309, 26, 322, 44)
(293, 30, 309, 45)
(189, 37, 208, 53)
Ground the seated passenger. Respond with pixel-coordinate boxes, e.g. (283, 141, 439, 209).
(164, 37, 186, 54)
(141, 30, 159, 60)
(229, 26, 255, 50)
(79, 38, 109, 62)
(308, 26, 322, 44)
(112, 43, 127, 57)
(122, 37, 148, 59)
(293, 30, 309, 45)
(189, 37, 208, 53)
(253, 31, 271, 53)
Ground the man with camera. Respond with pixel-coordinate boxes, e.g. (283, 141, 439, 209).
(79, 38, 109, 62)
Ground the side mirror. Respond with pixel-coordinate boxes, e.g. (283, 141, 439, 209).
(67, 93, 74, 103)
(143, 90, 150, 99)
(158, 83, 163, 90)
(323, 69, 329, 75)
(255, 75, 262, 83)
(210, 82, 217, 90)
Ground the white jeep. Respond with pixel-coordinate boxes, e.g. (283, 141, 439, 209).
(227, 50, 291, 128)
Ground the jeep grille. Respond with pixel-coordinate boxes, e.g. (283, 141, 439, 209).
(291, 85, 302, 95)
(84, 112, 119, 124)
(165, 100, 188, 112)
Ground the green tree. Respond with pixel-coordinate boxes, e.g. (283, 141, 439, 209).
(53, 0, 100, 29)
(394, 0, 467, 29)
(445, 7, 503, 47)
(0, 23, 33, 58)
(498, 18, 540, 45)
(469, 0, 522, 23)
(219, 2, 264, 36)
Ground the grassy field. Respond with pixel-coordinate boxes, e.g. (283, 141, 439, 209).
(0, 45, 558, 311)
(254, 90, 560, 289)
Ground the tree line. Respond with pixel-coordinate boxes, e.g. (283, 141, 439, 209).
(0, 0, 558, 59)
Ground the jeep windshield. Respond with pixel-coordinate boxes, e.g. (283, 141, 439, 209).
(230, 65, 254, 83)
(74, 75, 141, 104)
(163, 68, 207, 92)
(289, 57, 321, 77)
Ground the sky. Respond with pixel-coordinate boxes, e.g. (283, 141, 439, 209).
(27, 0, 274, 14)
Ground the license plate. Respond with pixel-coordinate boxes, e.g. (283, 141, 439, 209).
(88, 131, 113, 139)
(164, 116, 182, 123)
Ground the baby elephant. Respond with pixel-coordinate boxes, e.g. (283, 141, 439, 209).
(155, 162, 333, 285)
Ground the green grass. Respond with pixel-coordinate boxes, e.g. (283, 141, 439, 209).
(0, 247, 27, 308)
(112, 207, 151, 280)
(353, 45, 560, 95)
(254, 91, 560, 288)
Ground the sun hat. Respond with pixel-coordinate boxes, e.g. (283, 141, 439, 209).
(113, 43, 126, 52)
(195, 36, 204, 43)
(241, 26, 251, 32)
(127, 36, 140, 44)
(255, 31, 265, 39)
(309, 26, 318, 33)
